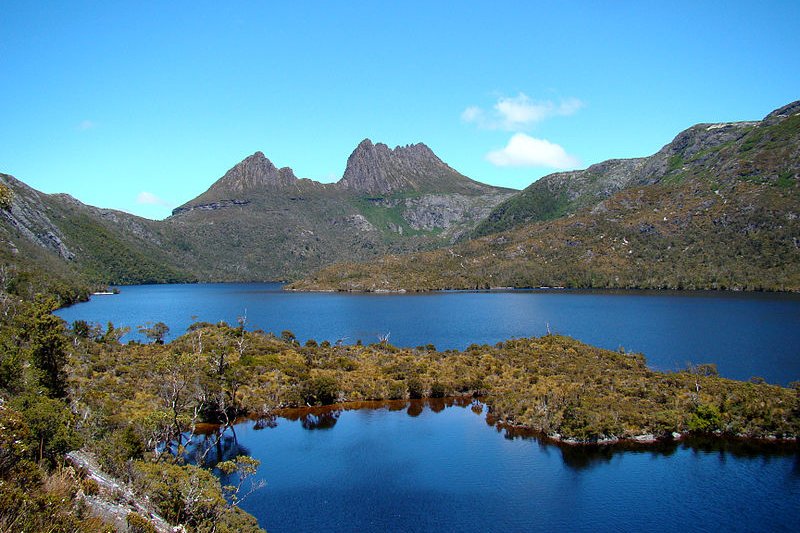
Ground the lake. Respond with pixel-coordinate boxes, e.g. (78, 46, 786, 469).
(57, 283, 800, 531)
(56, 283, 800, 384)
(193, 399, 800, 533)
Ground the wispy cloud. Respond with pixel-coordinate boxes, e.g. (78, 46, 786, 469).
(136, 191, 173, 207)
(486, 133, 580, 169)
(460, 106, 484, 123)
(462, 93, 584, 130)
(77, 119, 97, 131)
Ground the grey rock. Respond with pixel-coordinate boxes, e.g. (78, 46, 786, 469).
(172, 199, 251, 216)
(338, 139, 496, 195)
(214, 151, 299, 192)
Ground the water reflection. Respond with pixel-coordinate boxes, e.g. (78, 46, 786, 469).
(267, 397, 475, 428)
(299, 411, 340, 430)
(190, 398, 799, 474)
(185, 424, 251, 468)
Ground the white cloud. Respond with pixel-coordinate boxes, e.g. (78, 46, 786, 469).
(460, 105, 484, 123)
(462, 93, 584, 130)
(136, 191, 173, 207)
(486, 133, 580, 169)
(77, 119, 96, 131)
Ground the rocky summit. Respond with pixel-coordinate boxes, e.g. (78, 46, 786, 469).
(209, 151, 300, 193)
(338, 139, 495, 195)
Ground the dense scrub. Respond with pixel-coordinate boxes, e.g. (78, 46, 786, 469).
(71, 323, 800, 450)
(0, 281, 264, 530)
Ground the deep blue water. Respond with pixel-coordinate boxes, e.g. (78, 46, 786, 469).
(58, 283, 800, 531)
(56, 283, 800, 384)
(195, 400, 800, 533)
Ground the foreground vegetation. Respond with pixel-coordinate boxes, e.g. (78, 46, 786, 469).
(69, 323, 798, 444)
(0, 237, 263, 531)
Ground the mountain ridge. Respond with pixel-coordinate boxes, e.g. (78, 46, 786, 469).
(1, 138, 514, 284)
(291, 100, 800, 292)
(469, 115, 766, 239)
(175, 139, 511, 215)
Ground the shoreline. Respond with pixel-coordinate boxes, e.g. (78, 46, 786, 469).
(194, 396, 799, 450)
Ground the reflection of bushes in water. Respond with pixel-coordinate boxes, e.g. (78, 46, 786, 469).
(279, 407, 342, 430)
(300, 411, 341, 430)
(492, 427, 800, 471)
(557, 441, 679, 471)
(680, 434, 800, 460)
(428, 398, 446, 413)
(184, 426, 251, 468)
(406, 402, 423, 417)
(254, 414, 278, 430)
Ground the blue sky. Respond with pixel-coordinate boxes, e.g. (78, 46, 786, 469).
(1, 1, 798, 219)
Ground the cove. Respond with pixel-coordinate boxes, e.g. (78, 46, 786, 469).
(56, 283, 800, 384)
(189, 399, 800, 533)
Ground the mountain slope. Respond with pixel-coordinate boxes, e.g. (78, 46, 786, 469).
(165, 140, 513, 280)
(0, 174, 196, 287)
(290, 101, 800, 292)
(468, 104, 792, 239)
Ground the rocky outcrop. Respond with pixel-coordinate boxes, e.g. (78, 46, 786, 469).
(472, 101, 800, 238)
(0, 175, 76, 260)
(402, 193, 514, 239)
(763, 100, 800, 125)
(212, 151, 299, 193)
(66, 450, 173, 533)
(338, 139, 493, 195)
(171, 199, 251, 216)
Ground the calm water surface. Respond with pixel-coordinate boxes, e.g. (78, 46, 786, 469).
(56, 283, 800, 383)
(58, 284, 800, 531)
(196, 400, 800, 533)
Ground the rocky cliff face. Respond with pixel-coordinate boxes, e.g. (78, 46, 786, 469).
(214, 151, 299, 192)
(0, 175, 76, 260)
(0, 173, 194, 285)
(338, 139, 493, 195)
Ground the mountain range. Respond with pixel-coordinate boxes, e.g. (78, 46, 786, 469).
(291, 101, 800, 292)
(0, 139, 513, 291)
(2, 101, 798, 297)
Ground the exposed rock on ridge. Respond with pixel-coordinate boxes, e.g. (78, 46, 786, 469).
(213, 151, 299, 192)
(338, 139, 493, 195)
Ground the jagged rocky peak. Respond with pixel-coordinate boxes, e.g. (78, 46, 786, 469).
(338, 138, 479, 195)
(213, 151, 299, 192)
